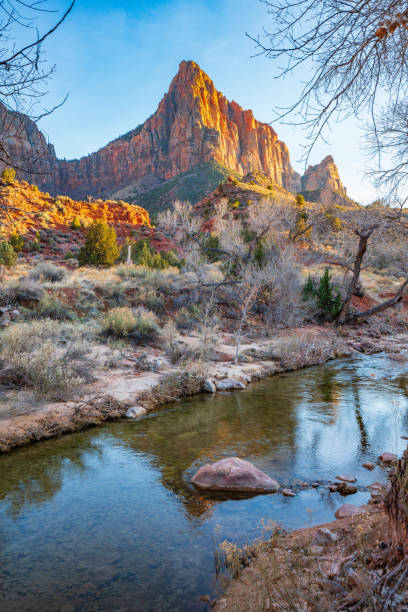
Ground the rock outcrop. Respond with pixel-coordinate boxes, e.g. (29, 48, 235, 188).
(301, 155, 346, 195)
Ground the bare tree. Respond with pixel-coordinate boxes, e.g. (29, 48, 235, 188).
(312, 205, 408, 322)
(0, 0, 75, 172)
(159, 199, 302, 362)
(252, 1, 408, 164)
(366, 100, 408, 204)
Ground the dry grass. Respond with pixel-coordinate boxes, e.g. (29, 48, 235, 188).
(216, 510, 408, 612)
(0, 319, 95, 398)
(139, 358, 209, 409)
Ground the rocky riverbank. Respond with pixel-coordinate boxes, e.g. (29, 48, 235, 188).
(1, 322, 407, 454)
(213, 504, 406, 611)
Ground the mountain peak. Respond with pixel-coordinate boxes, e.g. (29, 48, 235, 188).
(0, 62, 346, 208)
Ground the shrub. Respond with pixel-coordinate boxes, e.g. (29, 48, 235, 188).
(315, 269, 342, 317)
(1, 167, 16, 183)
(0, 241, 17, 266)
(130, 307, 160, 343)
(29, 231, 41, 252)
(103, 307, 136, 337)
(139, 359, 209, 409)
(71, 216, 82, 229)
(30, 262, 66, 283)
(78, 220, 119, 266)
(0, 320, 93, 397)
(8, 232, 24, 252)
(119, 238, 181, 269)
(162, 320, 192, 363)
(65, 250, 75, 260)
(36, 295, 76, 321)
(295, 193, 306, 207)
(302, 275, 316, 300)
(202, 233, 221, 263)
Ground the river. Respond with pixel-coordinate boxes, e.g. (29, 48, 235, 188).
(0, 353, 407, 611)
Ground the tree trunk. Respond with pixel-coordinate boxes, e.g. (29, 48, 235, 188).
(336, 233, 369, 323)
(346, 278, 408, 322)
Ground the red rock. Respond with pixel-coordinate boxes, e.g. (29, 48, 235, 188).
(363, 462, 375, 470)
(191, 457, 279, 493)
(301, 155, 347, 203)
(0, 61, 345, 205)
(282, 488, 296, 497)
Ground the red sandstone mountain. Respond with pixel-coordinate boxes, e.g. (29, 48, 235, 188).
(0, 60, 348, 209)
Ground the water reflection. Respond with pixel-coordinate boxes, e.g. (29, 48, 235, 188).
(0, 354, 407, 611)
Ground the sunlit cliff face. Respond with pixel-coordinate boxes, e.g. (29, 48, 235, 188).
(0, 61, 300, 199)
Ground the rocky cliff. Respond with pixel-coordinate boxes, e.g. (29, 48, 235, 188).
(301, 155, 346, 195)
(0, 61, 348, 208)
(1, 61, 300, 199)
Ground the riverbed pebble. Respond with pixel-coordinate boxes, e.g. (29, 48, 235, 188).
(125, 406, 147, 419)
(336, 474, 357, 483)
(312, 527, 339, 545)
(192, 457, 279, 492)
(378, 452, 397, 464)
(203, 379, 216, 393)
(362, 462, 375, 470)
(282, 488, 296, 497)
(216, 378, 246, 391)
(335, 504, 364, 519)
(336, 482, 358, 496)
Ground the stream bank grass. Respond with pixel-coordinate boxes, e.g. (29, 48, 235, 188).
(139, 358, 209, 409)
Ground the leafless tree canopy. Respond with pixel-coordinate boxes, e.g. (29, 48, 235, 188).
(0, 1, 74, 170)
(252, 1, 408, 161)
(0, 0, 74, 115)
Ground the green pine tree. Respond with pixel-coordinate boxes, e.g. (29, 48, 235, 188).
(302, 275, 316, 300)
(316, 268, 342, 316)
(78, 220, 119, 266)
(0, 241, 17, 266)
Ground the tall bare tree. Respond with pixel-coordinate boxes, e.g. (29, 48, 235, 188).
(0, 0, 75, 171)
(252, 1, 408, 169)
(0, 1, 75, 240)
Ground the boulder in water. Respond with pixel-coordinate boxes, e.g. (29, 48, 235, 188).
(192, 457, 279, 493)
(216, 378, 246, 391)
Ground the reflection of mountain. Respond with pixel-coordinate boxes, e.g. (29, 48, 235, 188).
(0, 436, 102, 518)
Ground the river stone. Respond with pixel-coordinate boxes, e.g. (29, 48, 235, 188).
(363, 462, 375, 470)
(368, 481, 385, 491)
(336, 482, 358, 496)
(335, 504, 364, 519)
(312, 527, 339, 546)
(125, 406, 147, 419)
(203, 379, 216, 393)
(336, 474, 357, 483)
(191, 457, 279, 493)
(216, 378, 246, 391)
(282, 488, 296, 497)
(378, 452, 397, 464)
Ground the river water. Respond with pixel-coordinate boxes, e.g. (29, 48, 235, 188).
(1, 353, 408, 611)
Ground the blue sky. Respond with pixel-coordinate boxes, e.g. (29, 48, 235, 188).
(37, 0, 377, 203)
